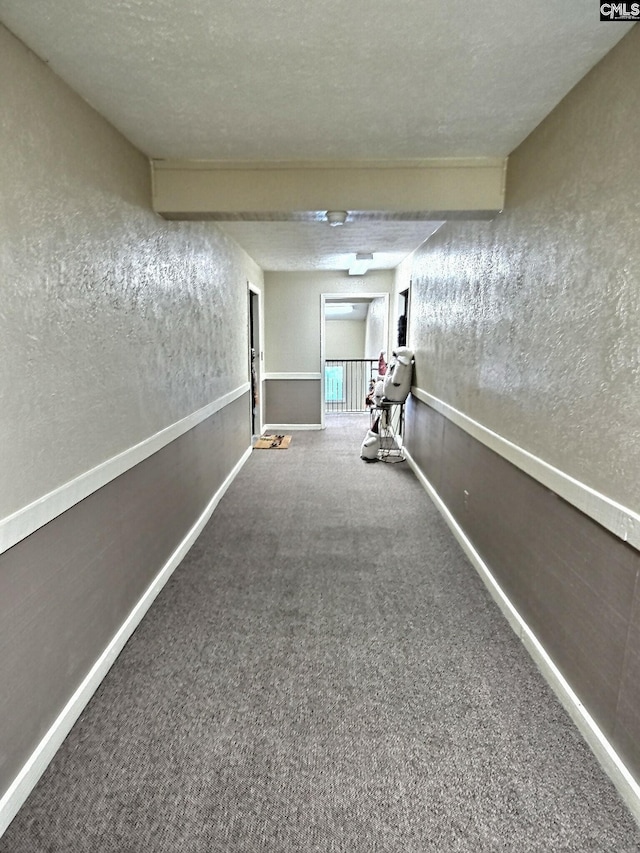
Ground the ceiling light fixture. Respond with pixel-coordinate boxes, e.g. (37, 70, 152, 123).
(326, 210, 348, 227)
(325, 304, 355, 317)
(348, 252, 373, 276)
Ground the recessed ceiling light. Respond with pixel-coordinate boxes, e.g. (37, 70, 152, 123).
(325, 304, 354, 316)
(348, 252, 373, 276)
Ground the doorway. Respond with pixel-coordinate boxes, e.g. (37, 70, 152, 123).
(397, 285, 410, 347)
(248, 283, 263, 438)
(320, 292, 390, 428)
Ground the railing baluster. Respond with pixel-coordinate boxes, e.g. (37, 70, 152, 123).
(325, 359, 378, 413)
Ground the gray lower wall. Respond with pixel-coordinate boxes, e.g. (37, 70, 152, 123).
(405, 393, 640, 782)
(0, 392, 251, 799)
(264, 380, 322, 426)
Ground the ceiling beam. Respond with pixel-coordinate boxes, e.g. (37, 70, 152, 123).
(151, 159, 506, 221)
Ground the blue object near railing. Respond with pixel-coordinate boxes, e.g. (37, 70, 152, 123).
(325, 359, 378, 412)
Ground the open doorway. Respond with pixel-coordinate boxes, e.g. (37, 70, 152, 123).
(248, 283, 263, 438)
(320, 292, 390, 427)
(397, 285, 410, 347)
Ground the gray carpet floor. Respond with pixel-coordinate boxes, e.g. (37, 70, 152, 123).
(2, 413, 640, 851)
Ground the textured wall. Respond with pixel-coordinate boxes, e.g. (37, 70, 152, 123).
(0, 24, 262, 522)
(364, 296, 387, 360)
(408, 26, 640, 513)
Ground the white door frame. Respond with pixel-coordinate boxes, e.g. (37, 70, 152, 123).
(320, 291, 390, 429)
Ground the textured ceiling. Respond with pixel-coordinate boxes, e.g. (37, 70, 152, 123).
(0, 1, 632, 269)
(0, 0, 630, 161)
(219, 220, 443, 271)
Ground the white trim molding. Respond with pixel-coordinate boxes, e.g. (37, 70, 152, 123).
(0, 383, 251, 556)
(152, 159, 505, 219)
(404, 445, 640, 826)
(411, 386, 640, 553)
(263, 373, 322, 380)
(261, 423, 323, 432)
(0, 443, 253, 838)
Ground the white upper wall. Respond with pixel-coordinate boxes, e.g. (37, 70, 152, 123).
(324, 321, 366, 360)
(263, 270, 394, 374)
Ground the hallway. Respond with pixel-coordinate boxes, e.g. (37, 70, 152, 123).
(2, 416, 638, 851)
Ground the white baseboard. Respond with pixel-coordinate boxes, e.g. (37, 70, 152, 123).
(261, 424, 323, 431)
(0, 444, 252, 839)
(404, 446, 640, 826)
(263, 373, 322, 380)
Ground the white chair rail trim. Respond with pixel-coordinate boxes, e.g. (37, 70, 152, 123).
(410, 386, 640, 552)
(0, 383, 251, 556)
